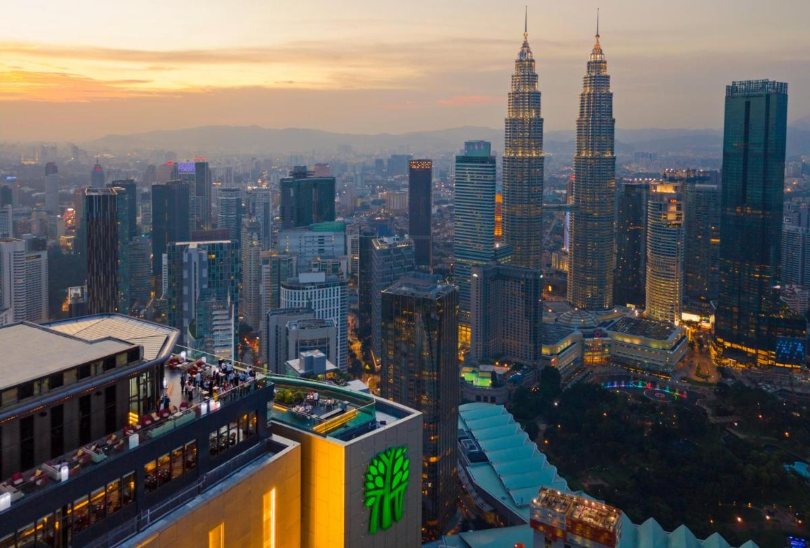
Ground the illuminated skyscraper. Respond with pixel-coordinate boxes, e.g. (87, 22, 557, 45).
(408, 160, 433, 268)
(568, 19, 616, 310)
(645, 182, 684, 323)
(380, 274, 458, 540)
(502, 12, 544, 271)
(85, 188, 130, 314)
(714, 80, 806, 366)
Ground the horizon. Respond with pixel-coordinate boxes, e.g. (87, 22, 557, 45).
(2, 0, 810, 142)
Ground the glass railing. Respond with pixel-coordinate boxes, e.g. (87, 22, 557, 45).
(0, 370, 269, 514)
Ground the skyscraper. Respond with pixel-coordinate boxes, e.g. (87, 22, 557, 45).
(280, 166, 336, 229)
(0, 238, 48, 325)
(90, 160, 105, 187)
(645, 182, 685, 323)
(782, 202, 810, 289)
(45, 162, 59, 214)
(151, 181, 191, 279)
(173, 161, 212, 231)
(217, 187, 243, 242)
(715, 80, 805, 366)
(408, 159, 433, 268)
(502, 13, 544, 271)
(380, 274, 458, 540)
(241, 219, 263, 330)
(166, 240, 240, 358)
(683, 179, 720, 317)
(128, 234, 152, 309)
(281, 272, 348, 370)
(568, 20, 616, 310)
(358, 235, 415, 359)
(109, 179, 138, 240)
(85, 188, 129, 314)
(259, 252, 297, 358)
(614, 181, 648, 308)
(470, 263, 543, 366)
(454, 141, 506, 330)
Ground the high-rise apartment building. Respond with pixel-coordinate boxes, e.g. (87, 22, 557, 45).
(715, 80, 806, 366)
(85, 188, 130, 314)
(645, 182, 685, 323)
(281, 272, 348, 370)
(247, 185, 273, 249)
(45, 162, 59, 214)
(380, 274, 458, 540)
(0, 238, 48, 325)
(614, 181, 648, 308)
(280, 166, 336, 229)
(151, 181, 191, 279)
(166, 240, 240, 359)
(358, 235, 415, 359)
(568, 26, 616, 310)
(408, 160, 433, 268)
(470, 263, 543, 366)
(502, 19, 544, 271)
(241, 220, 263, 330)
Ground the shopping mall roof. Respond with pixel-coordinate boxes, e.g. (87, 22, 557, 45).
(454, 402, 758, 548)
(46, 314, 179, 361)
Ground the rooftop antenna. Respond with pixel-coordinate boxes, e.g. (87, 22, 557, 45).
(596, 8, 600, 40)
(524, 5, 528, 40)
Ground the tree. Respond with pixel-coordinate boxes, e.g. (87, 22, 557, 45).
(364, 447, 410, 534)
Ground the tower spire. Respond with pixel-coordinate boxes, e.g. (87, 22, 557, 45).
(524, 5, 528, 39)
(596, 8, 600, 39)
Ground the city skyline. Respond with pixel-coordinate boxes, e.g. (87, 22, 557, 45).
(3, 1, 810, 141)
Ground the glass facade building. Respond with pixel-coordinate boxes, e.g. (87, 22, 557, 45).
(380, 274, 458, 541)
(280, 166, 336, 229)
(151, 181, 191, 278)
(714, 80, 806, 366)
(408, 160, 433, 268)
(568, 30, 616, 310)
(645, 183, 684, 323)
(85, 188, 130, 315)
(614, 181, 648, 308)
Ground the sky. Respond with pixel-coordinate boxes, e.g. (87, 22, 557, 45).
(1, 0, 809, 142)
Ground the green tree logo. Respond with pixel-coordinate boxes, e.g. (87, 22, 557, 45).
(364, 446, 410, 534)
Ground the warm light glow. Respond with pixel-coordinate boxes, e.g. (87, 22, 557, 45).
(263, 488, 276, 548)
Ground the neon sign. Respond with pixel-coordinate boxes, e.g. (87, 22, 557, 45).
(364, 446, 410, 534)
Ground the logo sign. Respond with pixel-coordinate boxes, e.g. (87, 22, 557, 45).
(177, 162, 195, 174)
(364, 446, 410, 534)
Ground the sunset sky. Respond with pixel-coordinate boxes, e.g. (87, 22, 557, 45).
(2, 0, 809, 141)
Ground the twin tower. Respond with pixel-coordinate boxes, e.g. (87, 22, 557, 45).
(502, 11, 616, 311)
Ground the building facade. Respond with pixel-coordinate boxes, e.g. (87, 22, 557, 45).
(380, 275, 458, 540)
(408, 160, 433, 268)
(0, 238, 48, 325)
(645, 182, 684, 323)
(613, 181, 648, 308)
(85, 188, 130, 315)
(151, 180, 191, 280)
(502, 22, 544, 271)
(568, 29, 616, 310)
(280, 166, 336, 229)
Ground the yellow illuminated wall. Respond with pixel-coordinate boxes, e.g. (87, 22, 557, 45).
(132, 442, 301, 548)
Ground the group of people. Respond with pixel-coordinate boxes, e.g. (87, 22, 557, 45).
(179, 359, 257, 403)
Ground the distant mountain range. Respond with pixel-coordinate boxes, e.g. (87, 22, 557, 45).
(87, 123, 810, 157)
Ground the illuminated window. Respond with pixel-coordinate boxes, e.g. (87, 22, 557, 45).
(208, 523, 224, 548)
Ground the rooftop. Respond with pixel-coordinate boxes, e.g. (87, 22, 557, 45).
(383, 273, 455, 300)
(542, 323, 579, 345)
(0, 322, 133, 389)
(46, 314, 179, 361)
(608, 316, 682, 341)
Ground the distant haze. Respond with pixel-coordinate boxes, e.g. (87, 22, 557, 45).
(2, 0, 809, 142)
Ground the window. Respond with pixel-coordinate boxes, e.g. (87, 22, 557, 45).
(89, 486, 106, 525)
(77, 363, 91, 380)
(79, 395, 92, 444)
(144, 442, 196, 493)
(51, 404, 64, 458)
(122, 473, 135, 506)
(18, 381, 34, 400)
(72, 495, 90, 533)
(104, 386, 117, 433)
(106, 479, 121, 515)
(209, 523, 224, 548)
(103, 357, 116, 372)
(20, 416, 34, 471)
(48, 373, 63, 390)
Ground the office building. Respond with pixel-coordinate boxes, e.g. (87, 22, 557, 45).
(259, 252, 297, 357)
(248, 185, 273, 249)
(273, 318, 338, 377)
(45, 162, 59, 214)
(128, 235, 152, 309)
(108, 179, 138, 241)
(683, 180, 720, 317)
(782, 201, 810, 287)
(173, 160, 212, 231)
(90, 161, 105, 187)
(387, 154, 413, 177)
(613, 181, 648, 308)
(470, 264, 543, 366)
(454, 140, 506, 329)
(281, 272, 348, 370)
(0, 238, 48, 325)
(380, 274, 458, 539)
(217, 186, 243, 242)
(408, 160, 433, 268)
(241, 220, 263, 330)
(0, 205, 12, 239)
(502, 18, 544, 271)
(358, 235, 415, 359)
(714, 80, 806, 367)
(277, 221, 347, 273)
(645, 182, 684, 323)
(165, 240, 240, 359)
(265, 307, 315, 373)
(280, 166, 336, 229)
(85, 188, 130, 315)
(568, 26, 616, 310)
(151, 181, 191, 279)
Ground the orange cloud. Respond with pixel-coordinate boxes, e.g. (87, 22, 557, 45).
(0, 70, 164, 101)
